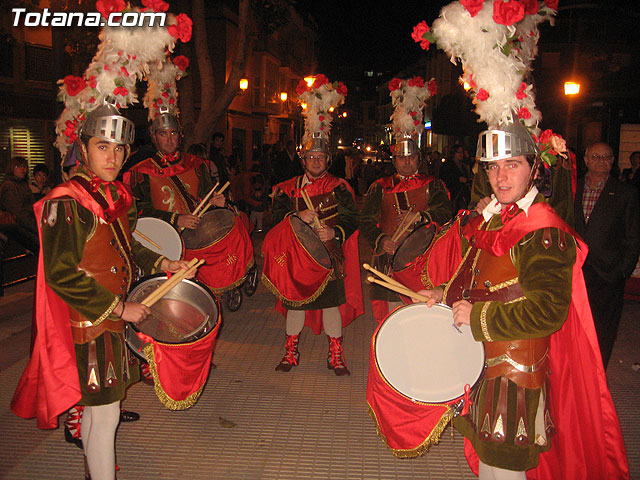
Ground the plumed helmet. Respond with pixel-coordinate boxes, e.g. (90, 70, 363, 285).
(476, 120, 537, 162)
(303, 132, 329, 155)
(392, 136, 420, 157)
(150, 105, 181, 133)
(80, 102, 135, 145)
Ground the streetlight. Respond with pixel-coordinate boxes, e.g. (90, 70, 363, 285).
(239, 78, 249, 92)
(564, 81, 580, 96)
(342, 112, 348, 118)
(280, 92, 288, 102)
(304, 76, 315, 88)
(300, 103, 308, 110)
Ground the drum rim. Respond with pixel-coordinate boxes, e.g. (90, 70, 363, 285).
(391, 222, 436, 273)
(125, 273, 221, 349)
(133, 217, 184, 260)
(373, 302, 485, 404)
(289, 215, 332, 270)
(182, 207, 237, 251)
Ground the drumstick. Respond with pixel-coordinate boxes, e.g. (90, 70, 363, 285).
(363, 262, 406, 290)
(367, 276, 430, 303)
(196, 181, 231, 218)
(391, 210, 421, 244)
(192, 182, 219, 216)
(141, 258, 204, 307)
(132, 230, 162, 250)
(301, 189, 323, 230)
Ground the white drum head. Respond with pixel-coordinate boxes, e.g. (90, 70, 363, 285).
(374, 303, 484, 403)
(133, 217, 183, 261)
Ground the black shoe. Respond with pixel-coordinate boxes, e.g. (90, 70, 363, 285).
(120, 410, 140, 422)
(64, 426, 83, 449)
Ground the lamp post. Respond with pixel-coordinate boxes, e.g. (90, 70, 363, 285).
(239, 78, 249, 94)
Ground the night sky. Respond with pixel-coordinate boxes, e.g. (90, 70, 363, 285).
(296, 0, 448, 75)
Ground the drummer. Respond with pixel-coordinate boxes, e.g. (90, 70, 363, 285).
(126, 107, 226, 230)
(417, 120, 628, 478)
(360, 78, 450, 322)
(12, 102, 193, 480)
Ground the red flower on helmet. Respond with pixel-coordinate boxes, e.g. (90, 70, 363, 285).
(408, 76, 425, 88)
(411, 21, 431, 51)
(120, 66, 130, 77)
(313, 74, 329, 88)
(516, 82, 528, 99)
(523, 0, 539, 15)
(388, 78, 403, 92)
(86, 75, 97, 89)
(96, 0, 125, 19)
(518, 107, 531, 119)
(492, 0, 525, 26)
(142, 0, 169, 12)
(336, 82, 348, 97)
(427, 79, 438, 96)
(544, 0, 559, 10)
(63, 75, 86, 96)
(476, 88, 489, 101)
(296, 79, 309, 96)
(173, 55, 190, 72)
(460, 0, 485, 17)
(113, 86, 129, 96)
(168, 14, 193, 43)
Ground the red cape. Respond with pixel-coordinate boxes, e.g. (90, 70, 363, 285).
(375, 173, 437, 194)
(274, 174, 364, 334)
(11, 180, 132, 429)
(459, 203, 629, 480)
(125, 152, 205, 178)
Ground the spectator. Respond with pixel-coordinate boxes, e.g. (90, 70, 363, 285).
(574, 142, 640, 369)
(275, 140, 303, 183)
(0, 157, 39, 252)
(29, 164, 52, 201)
(621, 150, 640, 190)
(208, 132, 229, 185)
(247, 175, 269, 232)
(440, 144, 472, 212)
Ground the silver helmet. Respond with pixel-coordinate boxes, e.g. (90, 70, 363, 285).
(476, 121, 537, 162)
(80, 103, 135, 145)
(303, 132, 329, 154)
(150, 105, 181, 133)
(392, 136, 420, 157)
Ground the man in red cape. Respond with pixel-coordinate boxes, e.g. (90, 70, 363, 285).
(11, 104, 191, 480)
(262, 134, 363, 376)
(416, 121, 628, 479)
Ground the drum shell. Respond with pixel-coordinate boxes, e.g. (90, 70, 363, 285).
(125, 273, 220, 360)
(182, 208, 237, 251)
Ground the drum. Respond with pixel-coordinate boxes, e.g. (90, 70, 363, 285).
(261, 215, 332, 306)
(133, 217, 183, 261)
(367, 303, 484, 457)
(125, 274, 221, 410)
(390, 223, 437, 294)
(182, 208, 255, 294)
(125, 274, 219, 357)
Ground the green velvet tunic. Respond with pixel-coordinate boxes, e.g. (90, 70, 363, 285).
(271, 178, 360, 310)
(41, 180, 164, 405)
(448, 198, 577, 471)
(360, 177, 452, 301)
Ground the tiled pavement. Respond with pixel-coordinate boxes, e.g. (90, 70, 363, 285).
(1, 232, 638, 479)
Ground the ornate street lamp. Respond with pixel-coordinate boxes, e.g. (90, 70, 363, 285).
(564, 81, 580, 96)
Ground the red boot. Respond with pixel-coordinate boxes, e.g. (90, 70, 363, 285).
(64, 405, 84, 449)
(275, 334, 300, 372)
(327, 336, 350, 376)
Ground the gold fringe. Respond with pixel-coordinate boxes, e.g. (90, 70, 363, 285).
(260, 270, 331, 307)
(203, 257, 256, 294)
(143, 344, 204, 410)
(366, 403, 454, 458)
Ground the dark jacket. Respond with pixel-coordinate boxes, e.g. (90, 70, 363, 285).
(574, 175, 640, 283)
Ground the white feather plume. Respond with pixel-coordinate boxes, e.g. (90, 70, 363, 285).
(298, 80, 346, 145)
(389, 78, 434, 139)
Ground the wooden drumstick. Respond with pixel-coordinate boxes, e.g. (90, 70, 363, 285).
(192, 182, 219, 216)
(362, 262, 406, 290)
(391, 210, 420, 244)
(141, 258, 204, 307)
(301, 189, 322, 230)
(132, 230, 162, 250)
(366, 276, 429, 303)
(197, 181, 231, 218)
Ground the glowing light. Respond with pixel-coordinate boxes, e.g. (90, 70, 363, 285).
(329, 106, 335, 112)
(338, 139, 342, 144)
(301, 103, 308, 110)
(239, 78, 249, 91)
(366, 146, 371, 152)
(564, 81, 580, 96)
(304, 76, 315, 87)
(462, 81, 471, 91)
(342, 112, 348, 118)
(280, 92, 288, 102)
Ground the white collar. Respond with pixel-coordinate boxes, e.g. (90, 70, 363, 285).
(481, 186, 539, 222)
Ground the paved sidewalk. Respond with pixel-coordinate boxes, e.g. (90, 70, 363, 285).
(1, 233, 638, 479)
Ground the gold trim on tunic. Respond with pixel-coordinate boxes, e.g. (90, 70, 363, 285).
(488, 277, 519, 292)
(480, 302, 493, 342)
